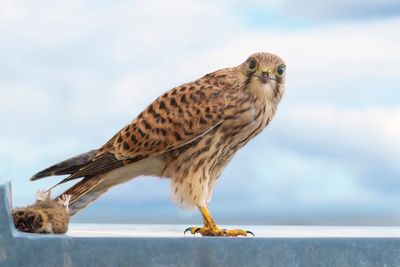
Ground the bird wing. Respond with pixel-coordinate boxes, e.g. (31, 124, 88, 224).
(108, 81, 226, 159)
(59, 77, 227, 183)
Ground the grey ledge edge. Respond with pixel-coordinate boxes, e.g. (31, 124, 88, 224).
(1, 178, 400, 267)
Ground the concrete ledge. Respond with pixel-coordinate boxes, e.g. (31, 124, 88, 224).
(1, 179, 400, 267)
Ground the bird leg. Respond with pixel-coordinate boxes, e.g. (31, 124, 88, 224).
(184, 206, 254, 237)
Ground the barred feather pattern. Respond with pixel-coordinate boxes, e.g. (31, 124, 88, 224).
(31, 52, 286, 215)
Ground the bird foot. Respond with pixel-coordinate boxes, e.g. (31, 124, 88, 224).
(184, 226, 254, 237)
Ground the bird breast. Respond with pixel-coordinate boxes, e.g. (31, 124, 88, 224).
(221, 93, 276, 145)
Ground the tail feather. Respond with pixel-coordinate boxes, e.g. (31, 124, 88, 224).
(55, 174, 109, 216)
(30, 150, 97, 181)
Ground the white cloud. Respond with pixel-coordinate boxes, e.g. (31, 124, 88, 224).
(196, 17, 400, 105)
(243, 104, 400, 206)
(242, 0, 400, 20)
(274, 105, 400, 166)
(0, 0, 26, 22)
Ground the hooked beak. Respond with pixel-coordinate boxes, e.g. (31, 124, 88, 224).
(260, 72, 269, 84)
(258, 68, 272, 84)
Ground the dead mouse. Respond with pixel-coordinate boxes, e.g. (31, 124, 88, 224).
(12, 190, 71, 234)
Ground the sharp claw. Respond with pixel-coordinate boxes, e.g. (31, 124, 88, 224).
(184, 227, 202, 236)
(184, 227, 193, 236)
(185, 227, 253, 237)
(246, 230, 255, 237)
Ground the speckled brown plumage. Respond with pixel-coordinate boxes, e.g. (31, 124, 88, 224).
(31, 52, 286, 236)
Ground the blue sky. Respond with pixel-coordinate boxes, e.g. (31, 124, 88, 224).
(1, 0, 400, 225)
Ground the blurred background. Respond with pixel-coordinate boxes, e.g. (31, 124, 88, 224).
(0, 0, 399, 225)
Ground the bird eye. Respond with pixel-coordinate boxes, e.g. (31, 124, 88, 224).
(248, 58, 257, 71)
(276, 64, 286, 76)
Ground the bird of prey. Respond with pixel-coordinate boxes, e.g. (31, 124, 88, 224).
(31, 52, 286, 236)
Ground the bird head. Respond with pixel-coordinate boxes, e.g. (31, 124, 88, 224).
(238, 52, 286, 101)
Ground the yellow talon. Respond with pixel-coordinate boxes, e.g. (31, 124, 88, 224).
(183, 206, 254, 237)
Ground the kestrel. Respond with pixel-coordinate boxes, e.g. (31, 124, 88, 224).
(31, 52, 286, 236)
